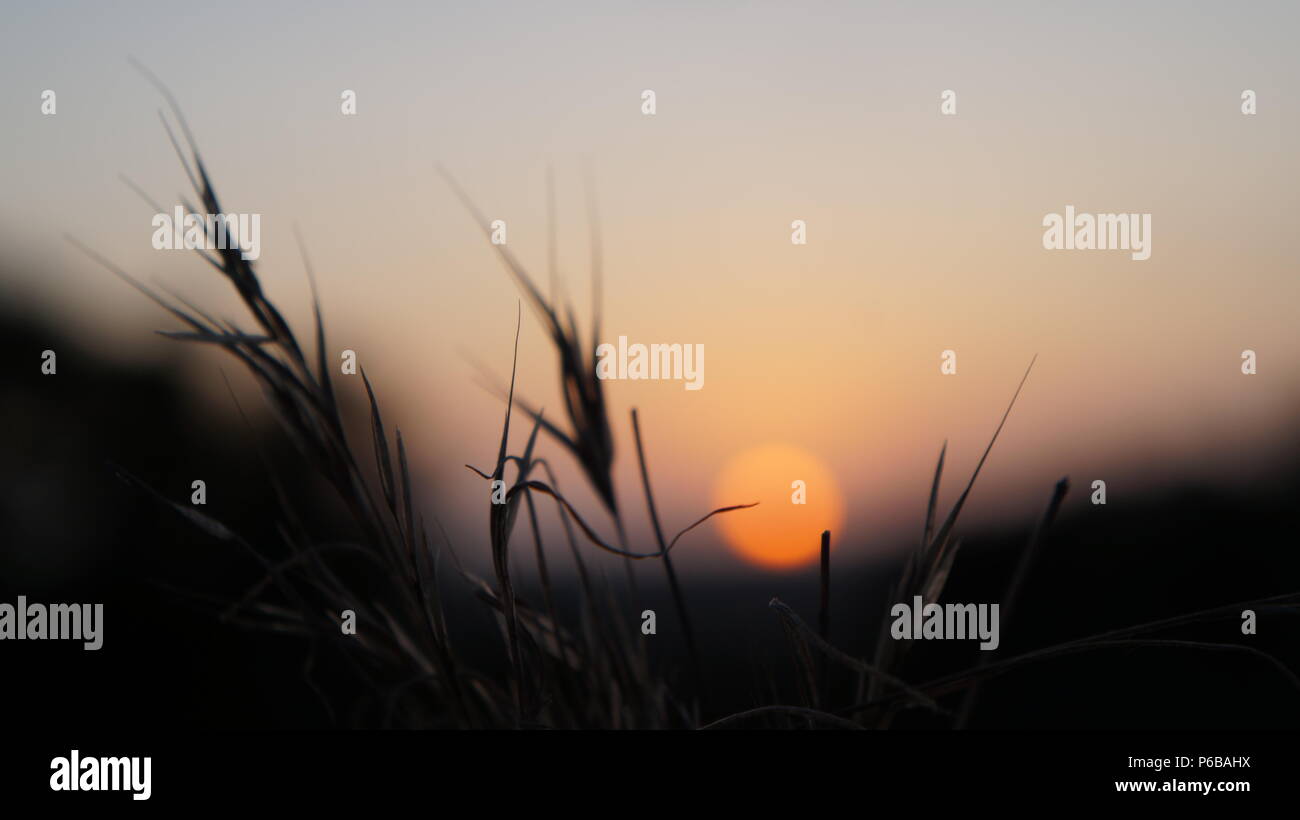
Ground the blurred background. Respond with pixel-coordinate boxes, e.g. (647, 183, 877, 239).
(2, 0, 1298, 728)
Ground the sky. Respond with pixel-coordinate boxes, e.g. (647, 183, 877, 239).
(3, 0, 1299, 575)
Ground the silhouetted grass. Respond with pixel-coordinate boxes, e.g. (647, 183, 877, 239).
(75, 72, 1300, 729)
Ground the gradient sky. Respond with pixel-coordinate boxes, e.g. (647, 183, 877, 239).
(3, 1, 1299, 575)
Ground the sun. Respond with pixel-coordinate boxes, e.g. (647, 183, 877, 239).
(711, 444, 846, 570)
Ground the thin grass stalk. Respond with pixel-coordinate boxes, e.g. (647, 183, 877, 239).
(868, 357, 1036, 712)
(818, 529, 831, 705)
(630, 408, 702, 695)
(954, 477, 1069, 728)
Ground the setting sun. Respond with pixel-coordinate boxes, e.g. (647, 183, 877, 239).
(711, 444, 846, 570)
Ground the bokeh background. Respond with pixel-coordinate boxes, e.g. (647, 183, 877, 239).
(2, 0, 1298, 728)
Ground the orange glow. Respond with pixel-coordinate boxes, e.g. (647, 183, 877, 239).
(711, 444, 846, 570)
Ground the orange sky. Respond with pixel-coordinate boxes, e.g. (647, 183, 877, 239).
(3, 0, 1299, 574)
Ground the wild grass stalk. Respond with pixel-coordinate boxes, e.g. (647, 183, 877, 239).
(954, 476, 1069, 728)
(631, 408, 702, 698)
